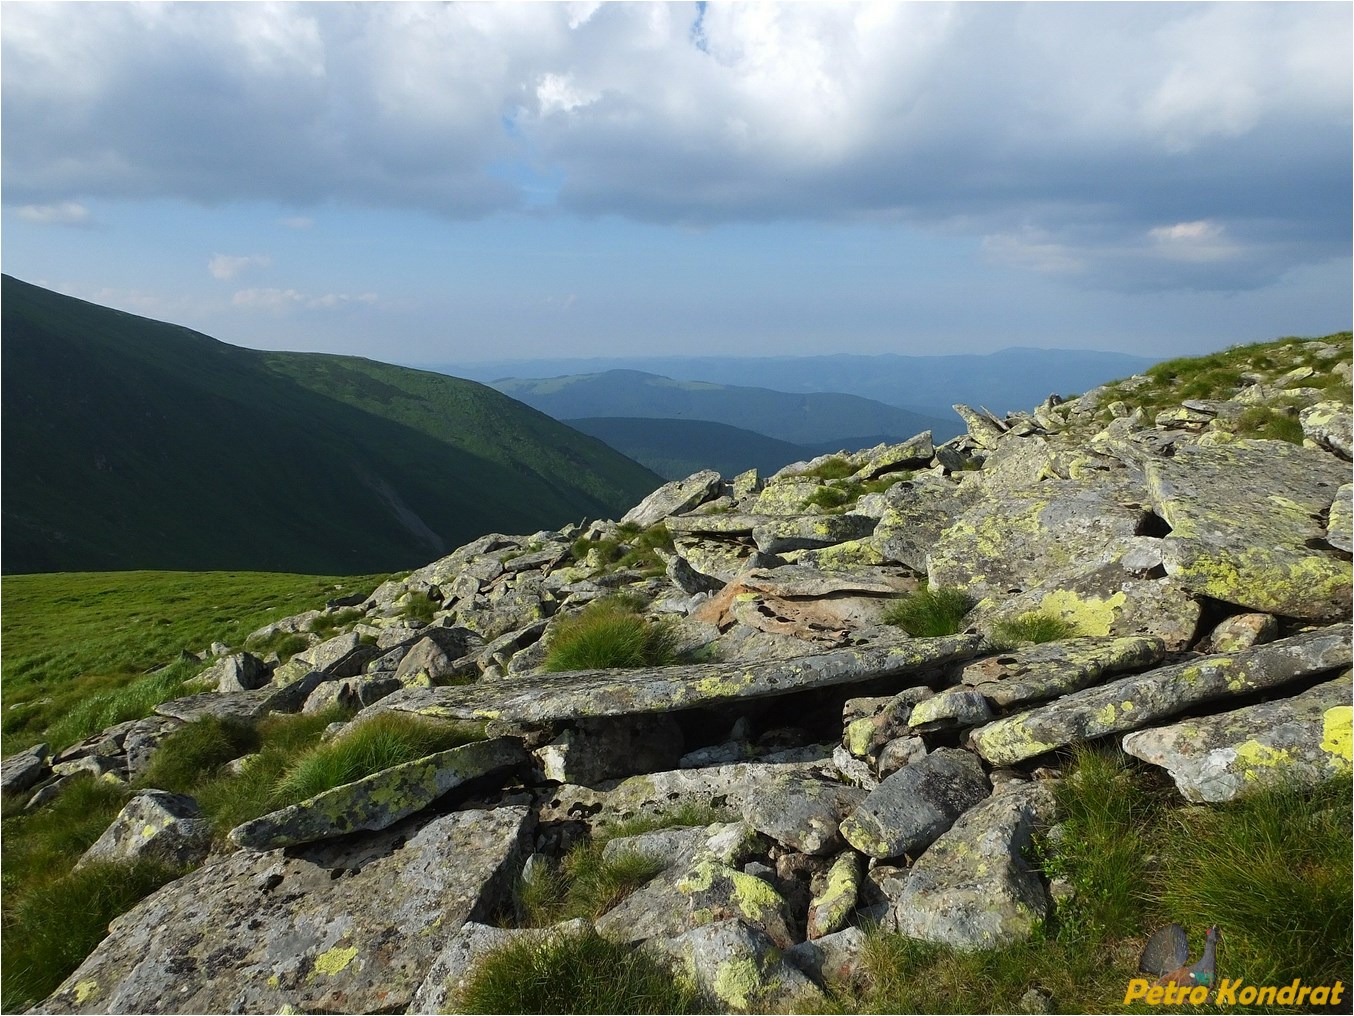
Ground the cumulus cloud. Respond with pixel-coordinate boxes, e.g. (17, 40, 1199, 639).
(2, 1, 1348, 291)
(208, 253, 272, 280)
(15, 201, 90, 225)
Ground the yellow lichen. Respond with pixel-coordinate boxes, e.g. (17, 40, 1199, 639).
(1038, 589, 1126, 637)
(74, 979, 100, 1003)
(312, 944, 358, 976)
(1321, 706, 1353, 763)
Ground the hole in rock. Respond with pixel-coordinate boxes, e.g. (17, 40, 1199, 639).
(1136, 511, 1172, 537)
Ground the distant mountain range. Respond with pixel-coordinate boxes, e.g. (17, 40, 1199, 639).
(489, 370, 959, 448)
(566, 417, 820, 481)
(430, 347, 1160, 419)
(1, 276, 660, 574)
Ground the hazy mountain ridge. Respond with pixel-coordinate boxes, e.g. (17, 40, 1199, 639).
(426, 347, 1161, 418)
(0, 276, 661, 574)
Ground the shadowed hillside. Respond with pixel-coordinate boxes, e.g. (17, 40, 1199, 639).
(0, 276, 660, 574)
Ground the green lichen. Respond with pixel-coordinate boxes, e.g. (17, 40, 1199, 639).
(713, 957, 762, 1009)
(1321, 706, 1353, 763)
(970, 716, 1061, 766)
(1038, 589, 1126, 637)
(312, 944, 358, 976)
(728, 870, 785, 920)
(1234, 739, 1294, 778)
(74, 980, 99, 1003)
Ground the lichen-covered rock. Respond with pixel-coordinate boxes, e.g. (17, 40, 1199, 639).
(230, 736, 527, 849)
(1145, 440, 1352, 621)
(295, 633, 362, 676)
(34, 806, 533, 1015)
(893, 782, 1056, 950)
(648, 919, 823, 1014)
(595, 822, 796, 948)
(1328, 483, 1353, 553)
(970, 625, 1352, 765)
(907, 687, 994, 732)
(853, 433, 935, 479)
(839, 748, 991, 860)
(742, 775, 867, 855)
(956, 636, 1166, 710)
(76, 790, 211, 870)
(1198, 613, 1278, 654)
(622, 469, 724, 529)
(751, 514, 878, 555)
(1299, 400, 1352, 459)
(868, 476, 978, 573)
(1121, 673, 1353, 802)
(786, 926, 868, 987)
(806, 850, 862, 940)
(952, 404, 1008, 449)
(206, 651, 269, 693)
(351, 636, 982, 727)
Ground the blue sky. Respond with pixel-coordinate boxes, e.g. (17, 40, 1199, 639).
(2, 1, 1350, 366)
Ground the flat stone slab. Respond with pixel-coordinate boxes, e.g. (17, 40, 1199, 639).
(230, 737, 527, 849)
(742, 775, 868, 855)
(840, 747, 990, 860)
(1122, 672, 1353, 802)
(1, 742, 51, 795)
(1145, 440, 1352, 621)
(970, 625, 1352, 765)
(957, 636, 1167, 709)
(353, 636, 983, 726)
(894, 782, 1056, 951)
(622, 470, 723, 528)
(35, 807, 532, 1015)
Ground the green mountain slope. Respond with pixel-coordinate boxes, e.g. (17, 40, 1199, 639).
(490, 369, 960, 445)
(1, 276, 660, 574)
(565, 417, 818, 480)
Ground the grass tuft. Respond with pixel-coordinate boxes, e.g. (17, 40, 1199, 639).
(135, 715, 260, 793)
(542, 597, 679, 672)
(42, 656, 204, 751)
(990, 612, 1081, 648)
(881, 586, 974, 637)
(458, 927, 703, 1015)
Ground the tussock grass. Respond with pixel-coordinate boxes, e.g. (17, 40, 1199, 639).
(43, 655, 204, 751)
(273, 712, 485, 804)
(1, 857, 185, 1013)
(457, 927, 703, 1015)
(1234, 404, 1306, 444)
(244, 629, 312, 663)
(802, 456, 857, 480)
(542, 596, 679, 672)
(572, 523, 674, 574)
(135, 715, 259, 794)
(990, 612, 1081, 648)
(882, 586, 974, 637)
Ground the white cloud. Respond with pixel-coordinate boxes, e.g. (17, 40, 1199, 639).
(15, 201, 90, 225)
(2, 2, 1348, 291)
(279, 215, 314, 229)
(208, 253, 272, 280)
(233, 287, 377, 311)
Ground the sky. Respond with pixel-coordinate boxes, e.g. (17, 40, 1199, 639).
(2, 1, 1351, 367)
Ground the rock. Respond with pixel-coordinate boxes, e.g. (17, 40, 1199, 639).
(2, 741, 51, 795)
(806, 850, 862, 939)
(622, 470, 724, 529)
(35, 807, 532, 1015)
(52, 754, 127, 781)
(786, 925, 868, 987)
(76, 791, 211, 870)
(230, 736, 527, 849)
(969, 624, 1352, 765)
(1145, 440, 1351, 621)
(893, 782, 1056, 950)
(842, 687, 933, 758)
(1121, 672, 1353, 802)
(869, 477, 977, 572)
(535, 715, 684, 786)
(351, 636, 982, 727)
(840, 748, 991, 860)
(831, 745, 879, 789)
(391, 633, 464, 685)
(875, 736, 928, 779)
(742, 775, 867, 855)
(907, 687, 994, 732)
(663, 550, 725, 595)
(122, 716, 185, 779)
(952, 404, 1008, 449)
(206, 651, 269, 693)
(751, 514, 877, 555)
(1199, 613, 1279, 654)
(596, 822, 796, 949)
(853, 432, 935, 479)
(928, 480, 1151, 603)
(956, 636, 1167, 710)
(1328, 483, 1353, 553)
(648, 919, 823, 1014)
(1299, 400, 1352, 458)
(410, 918, 591, 1014)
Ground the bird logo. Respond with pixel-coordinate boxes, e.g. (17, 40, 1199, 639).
(1138, 923, 1222, 988)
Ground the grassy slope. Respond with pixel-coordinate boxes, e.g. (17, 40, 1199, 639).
(1, 275, 660, 575)
(0, 570, 384, 749)
(566, 416, 817, 480)
(491, 369, 961, 445)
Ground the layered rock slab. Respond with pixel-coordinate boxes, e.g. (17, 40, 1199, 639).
(1122, 672, 1353, 802)
(1145, 440, 1352, 621)
(970, 625, 1352, 765)
(957, 636, 1166, 709)
(35, 806, 533, 1015)
(351, 636, 982, 726)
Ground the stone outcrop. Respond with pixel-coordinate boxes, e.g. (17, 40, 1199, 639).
(14, 334, 1352, 1012)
